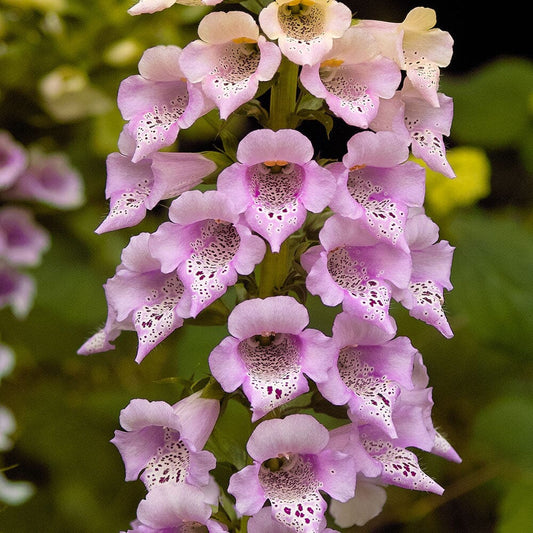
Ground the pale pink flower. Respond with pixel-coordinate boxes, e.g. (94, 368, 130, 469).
(180, 11, 281, 120)
(117, 46, 213, 162)
(370, 84, 455, 178)
(392, 208, 455, 338)
(209, 296, 335, 421)
(217, 128, 336, 252)
(259, 0, 352, 66)
(96, 130, 216, 233)
(111, 393, 220, 498)
(359, 7, 453, 107)
(229, 414, 357, 532)
(149, 190, 266, 318)
(300, 25, 401, 128)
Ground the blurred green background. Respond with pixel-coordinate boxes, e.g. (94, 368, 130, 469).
(0, 0, 531, 531)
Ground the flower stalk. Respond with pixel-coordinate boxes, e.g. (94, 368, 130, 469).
(268, 56, 299, 130)
(80, 2, 461, 530)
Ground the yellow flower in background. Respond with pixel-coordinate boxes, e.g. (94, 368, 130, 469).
(414, 146, 491, 216)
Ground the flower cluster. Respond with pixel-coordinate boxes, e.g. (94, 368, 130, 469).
(0, 130, 84, 506)
(81, 2, 460, 531)
(0, 131, 84, 317)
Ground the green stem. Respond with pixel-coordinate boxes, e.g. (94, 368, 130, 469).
(268, 56, 299, 131)
(258, 240, 291, 298)
(256, 58, 300, 298)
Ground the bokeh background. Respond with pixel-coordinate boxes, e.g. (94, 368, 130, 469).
(0, 0, 531, 531)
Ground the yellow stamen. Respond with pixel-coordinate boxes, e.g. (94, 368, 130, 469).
(264, 160, 288, 167)
(232, 37, 257, 44)
(286, 0, 315, 5)
(349, 164, 366, 171)
(320, 58, 344, 68)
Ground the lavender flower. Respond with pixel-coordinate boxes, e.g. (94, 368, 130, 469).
(4, 147, 84, 208)
(248, 506, 338, 532)
(0, 266, 35, 319)
(0, 132, 27, 190)
(371, 83, 455, 178)
(96, 130, 216, 233)
(111, 392, 219, 498)
(317, 312, 418, 438)
(117, 45, 213, 162)
(217, 128, 336, 252)
(123, 484, 227, 533)
(228, 414, 357, 531)
(209, 296, 334, 421)
(301, 214, 412, 334)
(327, 130, 425, 251)
(259, 0, 352, 66)
(300, 25, 401, 128)
(180, 11, 282, 120)
(149, 190, 266, 318)
(393, 208, 455, 337)
(78, 232, 190, 362)
(0, 207, 50, 267)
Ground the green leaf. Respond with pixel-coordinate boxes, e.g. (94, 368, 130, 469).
(497, 478, 533, 533)
(472, 395, 533, 470)
(447, 210, 533, 358)
(206, 397, 252, 470)
(441, 57, 533, 149)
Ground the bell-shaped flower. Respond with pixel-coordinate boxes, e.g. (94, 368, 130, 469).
(111, 393, 219, 498)
(180, 11, 282, 120)
(370, 83, 455, 178)
(392, 209, 454, 337)
(0, 207, 50, 267)
(0, 131, 26, 190)
(209, 296, 335, 421)
(317, 312, 418, 438)
(96, 130, 216, 233)
(3, 148, 84, 209)
(330, 418, 444, 496)
(359, 7, 453, 107)
(328, 475, 387, 528)
(0, 266, 35, 319)
(78, 232, 190, 363)
(127, 0, 222, 16)
(117, 45, 213, 163)
(149, 190, 266, 318)
(300, 215, 412, 334)
(327, 130, 425, 252)
(336, 351, 460, 493)
(228, 414, 357, 532)
(217, 128, 336, 252)
(258, 0, 352, 66)
(300, 25, 401, 128)
(123, 484, 227, 533)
